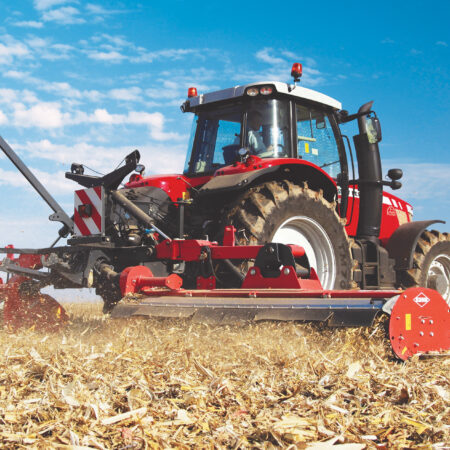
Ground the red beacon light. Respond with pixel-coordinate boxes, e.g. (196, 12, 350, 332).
(291, 63, 302, 83)
(187, 87, 198, 98)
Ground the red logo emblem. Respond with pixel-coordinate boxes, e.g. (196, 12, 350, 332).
(413, 292, 430, 308)
(387, 206, 396, 216)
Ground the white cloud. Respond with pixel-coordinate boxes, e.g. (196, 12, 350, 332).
(3, 70, 30, 79)
(109, 87, 143, 101)
(85, 3, 109, 14)
(233, 47, 326, 87)
(436, 41, 448, 47)
(256, 48, 285, 66)
(0, 35, 30, 64)
(0, 167, 74, 198)
(0, 88, 19, 103)
(42, 43, 75, 60)
(86, 50, 126, 62)
(15, 139, 186, 174)
(0, 88, 40, 105)
(1, 73, 101, 103)
(93, 33, 131, 48)
(131, 48, 200, 63)
(33, 0, 74, 10)
(85, 3, 125, 16)
(0, 110, 7, 125)
(6, 96, 182, 140)
(13, 102, 69, 129)
(384, 160, 450, 203)
(381, 38, 395, 44)
(42, 6, 85, 24)
(25, 37, 48, 49)
(88, 109, 181, 141)
(13, 21, 44, 29)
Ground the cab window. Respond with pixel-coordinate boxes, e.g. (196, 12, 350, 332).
(296, 104, 341, 178)
(184, 105, 242, 175)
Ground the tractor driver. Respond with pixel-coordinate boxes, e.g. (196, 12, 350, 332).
(247, 110, 273, 156)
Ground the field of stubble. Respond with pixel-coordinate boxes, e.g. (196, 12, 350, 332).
(0, 302, 448, 449)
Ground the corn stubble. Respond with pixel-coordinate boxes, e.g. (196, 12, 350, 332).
(0, 303, 448, 449)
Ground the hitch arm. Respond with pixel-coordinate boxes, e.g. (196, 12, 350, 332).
(0, 136, 74, 233)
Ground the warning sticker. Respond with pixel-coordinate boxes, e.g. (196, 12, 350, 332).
(413, 292, 430, 308)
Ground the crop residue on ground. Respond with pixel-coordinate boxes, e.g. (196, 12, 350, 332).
(0, 303, 448, 448)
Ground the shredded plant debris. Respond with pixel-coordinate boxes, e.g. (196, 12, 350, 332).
(0, 303, 448, 448)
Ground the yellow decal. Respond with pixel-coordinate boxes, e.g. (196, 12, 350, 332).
(396, 209, 408, 225)
(405, 313, 411, 331)
(401, 346, 408, 355)
(305, 142, 310, 153)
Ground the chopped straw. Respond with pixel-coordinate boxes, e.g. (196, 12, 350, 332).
(0, 302, 448, 448)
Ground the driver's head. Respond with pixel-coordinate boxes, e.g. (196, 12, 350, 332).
(248, 110, 263, 130)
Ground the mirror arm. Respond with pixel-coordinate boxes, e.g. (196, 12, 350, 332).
(337, 109, 375, 124)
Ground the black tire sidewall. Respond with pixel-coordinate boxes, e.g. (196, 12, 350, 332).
(230, 188, 353, 290)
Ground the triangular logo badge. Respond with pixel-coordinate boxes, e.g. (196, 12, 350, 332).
(413, 292, 430, 308)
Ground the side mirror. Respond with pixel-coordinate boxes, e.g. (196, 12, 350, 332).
(387, 168, 403, 180)
(316, 116, 326, 129)
(366, 115, 382, 143)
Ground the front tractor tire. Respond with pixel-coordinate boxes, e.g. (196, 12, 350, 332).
(401, 230, 450, 304)
(222, 181, 353, 290)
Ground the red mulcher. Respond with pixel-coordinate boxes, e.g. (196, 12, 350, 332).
(1, 64, 448, 360)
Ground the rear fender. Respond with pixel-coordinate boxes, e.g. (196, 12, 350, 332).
(199, 164, 337, 203)
(385, 220, 445, 270)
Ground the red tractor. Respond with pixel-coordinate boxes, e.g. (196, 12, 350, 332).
(119, 64, 448, 297)
(0, 63, 448, 359)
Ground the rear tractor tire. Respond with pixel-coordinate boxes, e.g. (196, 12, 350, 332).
(401, 230, 450, 304)
(221, 181, 354, 290)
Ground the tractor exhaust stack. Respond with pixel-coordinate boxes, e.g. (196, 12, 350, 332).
(353, 101, 383, 242)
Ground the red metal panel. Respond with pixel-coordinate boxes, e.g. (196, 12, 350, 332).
(389, 287, 449, 360)
(119, 265, 183, 295)
(156, 239, 305, 262)
(125, 174, 211, 201)
(243, 265, 309, 289)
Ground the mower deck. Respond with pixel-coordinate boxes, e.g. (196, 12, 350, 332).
(112, 287, 399, 323)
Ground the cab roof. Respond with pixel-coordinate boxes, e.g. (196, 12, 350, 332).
(187, 81, 342, 110)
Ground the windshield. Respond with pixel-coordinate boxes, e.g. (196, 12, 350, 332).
(183, 104, 242, 175)
(245, 99, 291, 158)
(184, 99, 291, 175)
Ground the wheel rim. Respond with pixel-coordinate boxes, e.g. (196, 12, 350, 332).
(427, 253, 450, 303)
(272, 216, 336, 289)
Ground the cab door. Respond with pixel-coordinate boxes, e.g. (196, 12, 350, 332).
(295, 103, 349, 216)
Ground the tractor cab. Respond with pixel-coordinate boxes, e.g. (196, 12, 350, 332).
(182, 80, 346, 181)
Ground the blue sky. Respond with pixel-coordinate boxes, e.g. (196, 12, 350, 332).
(0, 0, 449, 248)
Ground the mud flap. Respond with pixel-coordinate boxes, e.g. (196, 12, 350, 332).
(389, 287, 450, 360)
